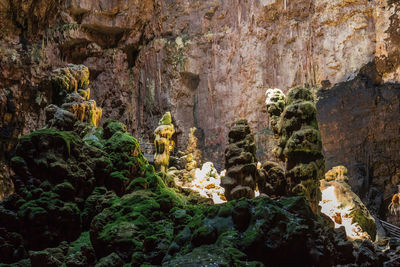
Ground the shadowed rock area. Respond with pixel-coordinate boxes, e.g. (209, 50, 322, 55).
(317, 72, 400, 219)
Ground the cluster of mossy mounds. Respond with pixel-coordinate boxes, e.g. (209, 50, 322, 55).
(221, 119, 259, 200)
(321, 166, 377, 240)
(0, 117, 166, 266)
(0, 122, 388, 266)
(46, 64, 102, 129)
(266, 86, 325, 212)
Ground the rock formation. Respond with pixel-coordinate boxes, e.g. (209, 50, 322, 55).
(154, 112, 175, 174)
(266, 86, 325, 213)
(221, 119, 258, 201)
(320, 166, 377, 240)
(257, 161, 286, 198)
(45, 64, 102, 130)
(3, 0, 400, 184)
(186, 127, 202, 166)
(317, 72, 400, 219)
(0, 68, 393, 267)
(265, 88, 286, 135)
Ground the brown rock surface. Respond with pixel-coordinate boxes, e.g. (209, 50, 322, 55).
(2, 0, 400, 196)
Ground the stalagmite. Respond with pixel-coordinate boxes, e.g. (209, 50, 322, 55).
(221, 118, 258, 200)
(154, 112, 175, 174)
(266, 86, 325, 213)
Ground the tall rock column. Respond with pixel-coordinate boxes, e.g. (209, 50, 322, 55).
(221, 119, 258, 200)
(154, 112, 175, 174)
(266, 86, 325, 212)
(265, 88, 286, 135)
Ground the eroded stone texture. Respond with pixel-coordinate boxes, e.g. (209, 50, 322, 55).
(187, 127, 202, 165)
(221, 119, 258, 201)
(265, 88, 286, 135)
(257, 161, 286, 198)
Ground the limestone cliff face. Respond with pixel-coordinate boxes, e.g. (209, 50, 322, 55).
(1, 0, 400, 209)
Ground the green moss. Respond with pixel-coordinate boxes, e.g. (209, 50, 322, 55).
(349, 209, 376, 239)
(53, 182, 76, 200)
(157, 187, 184, 209)
(20, 128, 81, 156)
(158, 112, 172, 125)
(10, 156, 25, 166)
(103, 120, 127, 139)
(96, 252, 124, 267)
(126, 177, 149, 192)
(286, 86, 314, 105)
(0, 259, 31, 267)
(67, 231, 91, 256)
(105, 131, 145, 164)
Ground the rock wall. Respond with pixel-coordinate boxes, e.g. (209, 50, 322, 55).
(2, 1, 400, 197)
(317, 72, 400, 218)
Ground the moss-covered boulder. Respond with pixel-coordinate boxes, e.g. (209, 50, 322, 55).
(103, 120, 127, 139)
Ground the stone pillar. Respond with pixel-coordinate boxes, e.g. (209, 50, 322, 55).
(266, 86, 325, 213)
(154, 112, 175, 174)
(221, 119, 258, 201)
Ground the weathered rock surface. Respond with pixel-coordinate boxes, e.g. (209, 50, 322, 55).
(154, 112, 175, 174)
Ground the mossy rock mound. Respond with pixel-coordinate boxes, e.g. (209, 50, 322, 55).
(103, 120, 127, 139)
(0, 119, 381, 266)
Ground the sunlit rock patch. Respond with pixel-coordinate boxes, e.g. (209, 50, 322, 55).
(319, 166, 376, 240)
(175, 162, 226, 204)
